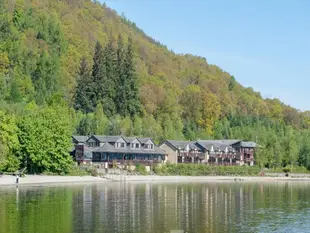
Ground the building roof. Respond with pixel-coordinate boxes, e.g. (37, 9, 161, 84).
(123, 137, 138, 143)
(91, 135, 122, 143)
(240, 141, 257, 148)
(93, 142, 166, 155)
(72, 135, 89, 143)
(138, 137, 154, 144)
(164, 140, 201, 151)
(197, 140, 241, 146)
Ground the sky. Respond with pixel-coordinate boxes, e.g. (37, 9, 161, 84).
(103, 0, 310, 111)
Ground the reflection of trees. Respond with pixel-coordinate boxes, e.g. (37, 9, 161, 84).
(0, 186, 73, 233)
(1, 182, 310, 233)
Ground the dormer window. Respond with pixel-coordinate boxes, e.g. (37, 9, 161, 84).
(121, 143, 125, 148)
(135, 143, 140, 149)
(88, 141, 99, 147)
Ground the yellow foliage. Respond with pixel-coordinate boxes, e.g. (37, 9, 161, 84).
(0, 52, 9, 74)
(198, 92, 221, 135)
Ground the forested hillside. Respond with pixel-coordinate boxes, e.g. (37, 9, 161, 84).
(1, 0, 310, 173)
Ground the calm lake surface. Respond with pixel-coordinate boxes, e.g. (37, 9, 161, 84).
(1, 181, 310, 233)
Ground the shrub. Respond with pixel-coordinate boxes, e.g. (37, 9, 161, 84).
(135, 163, 147, 175)
(67, 165, 90, 176)
(154, 164, 261, 176)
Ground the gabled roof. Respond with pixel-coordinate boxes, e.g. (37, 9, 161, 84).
(197, 140, 241, 146)
(93, 142, 166, 155)
(138, 137, 155, 144)
(163, 140, 201, 151)
(123, 137, 140, 143)
(90, 135, 123, 143)
(72, 135, 89, 143)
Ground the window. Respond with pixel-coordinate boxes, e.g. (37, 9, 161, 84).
(88, 141, 99, 147)
(121, 143, 125, 148)
(145, 144, 154, 149)
(135, 143, 140, 149)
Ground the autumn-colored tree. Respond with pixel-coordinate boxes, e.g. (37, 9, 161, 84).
(198, 92, 221, 135)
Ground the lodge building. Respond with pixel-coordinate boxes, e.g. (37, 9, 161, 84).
(159, 139, 256, 166)
(72, 135, 166, 167)
(72, 135, 257, 167)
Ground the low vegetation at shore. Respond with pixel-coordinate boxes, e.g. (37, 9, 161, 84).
(154, 164, 261, 176)
(266, 166, 310, 174)
(41, 165, 97, 177)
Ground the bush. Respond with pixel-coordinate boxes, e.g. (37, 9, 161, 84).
(90, 168, 98, 177)
(42, 170, 58, 176)
(154, 164, 261, 176)
(135, 163, 147, 175)
(67, 165, 90, 176)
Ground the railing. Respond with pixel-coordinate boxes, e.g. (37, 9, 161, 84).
(209, 153, 236, 159)
(105, 159, 163, 166)
(179, 152, 204, 157)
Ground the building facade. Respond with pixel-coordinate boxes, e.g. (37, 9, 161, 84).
(159, 139, 256, 166)
(72, 135, 166, 167)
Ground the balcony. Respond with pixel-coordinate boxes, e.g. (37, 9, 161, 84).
(209, 152, 236, 159)
(179, 151, 204, 158)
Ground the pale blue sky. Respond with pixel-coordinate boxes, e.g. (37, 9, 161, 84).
(103, 0, 310, 111)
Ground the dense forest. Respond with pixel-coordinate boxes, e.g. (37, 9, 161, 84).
(1, 0, 310, 173)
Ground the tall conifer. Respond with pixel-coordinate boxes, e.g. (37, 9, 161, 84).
(74, 57, 94, 113)
(115, 35, 127, 116)
(92, 41, 105, 106)
(125, 37, 141, 116)
(102, 39, 117, 116)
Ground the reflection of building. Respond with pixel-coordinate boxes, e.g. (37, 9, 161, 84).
(72, 135, 166, 167)
(159, 139, 256, 166)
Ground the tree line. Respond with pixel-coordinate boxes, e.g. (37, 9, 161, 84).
(74, 36, 141, 117)
(1, 0, 310, 174)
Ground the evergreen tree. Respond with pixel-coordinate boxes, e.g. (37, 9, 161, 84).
(229, 75, 236, 91)
(74, 57, 94, 113)
(76, 113, 96, 136)
(115, 35, 127, 115)
(115, 36, 141, 117)
(124, 37, 142, 116)
(92, 41, 105, 107)
(102, 39, 117, 116)
(92, 40, 116, 116)
(32, 51, 60, 105)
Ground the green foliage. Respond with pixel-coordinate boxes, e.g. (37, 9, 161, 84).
(0, 111, 20, 172)
(135, 163, 147, 175)
(74, 57, 94, 113)
(18, 105, 74, 174)
(155, 164, 261, 176)
(0, 0, 310, 173)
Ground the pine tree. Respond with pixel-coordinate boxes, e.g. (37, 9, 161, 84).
(115, 36, 141, 117)
(125, 37, 142, 116)
(92, 41, 105, 106)
(102, 39, 117, 116)
(92, 40, 117, 116)
(115, 35, 127, 116)
(74, 57, 94, 113)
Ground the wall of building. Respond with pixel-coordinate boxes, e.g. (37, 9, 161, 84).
(159, 143, 178, 164)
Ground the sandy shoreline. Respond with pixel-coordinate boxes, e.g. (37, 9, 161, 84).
(0, 175, 108, 187)
(2, 174, 310, 187)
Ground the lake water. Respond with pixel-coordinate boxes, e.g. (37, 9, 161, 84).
(1, 181, 310, 233)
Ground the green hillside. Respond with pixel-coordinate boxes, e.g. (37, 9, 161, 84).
(1, 0, 310, 173)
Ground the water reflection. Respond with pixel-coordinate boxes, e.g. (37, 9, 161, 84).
(1, 182, 310, 233)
